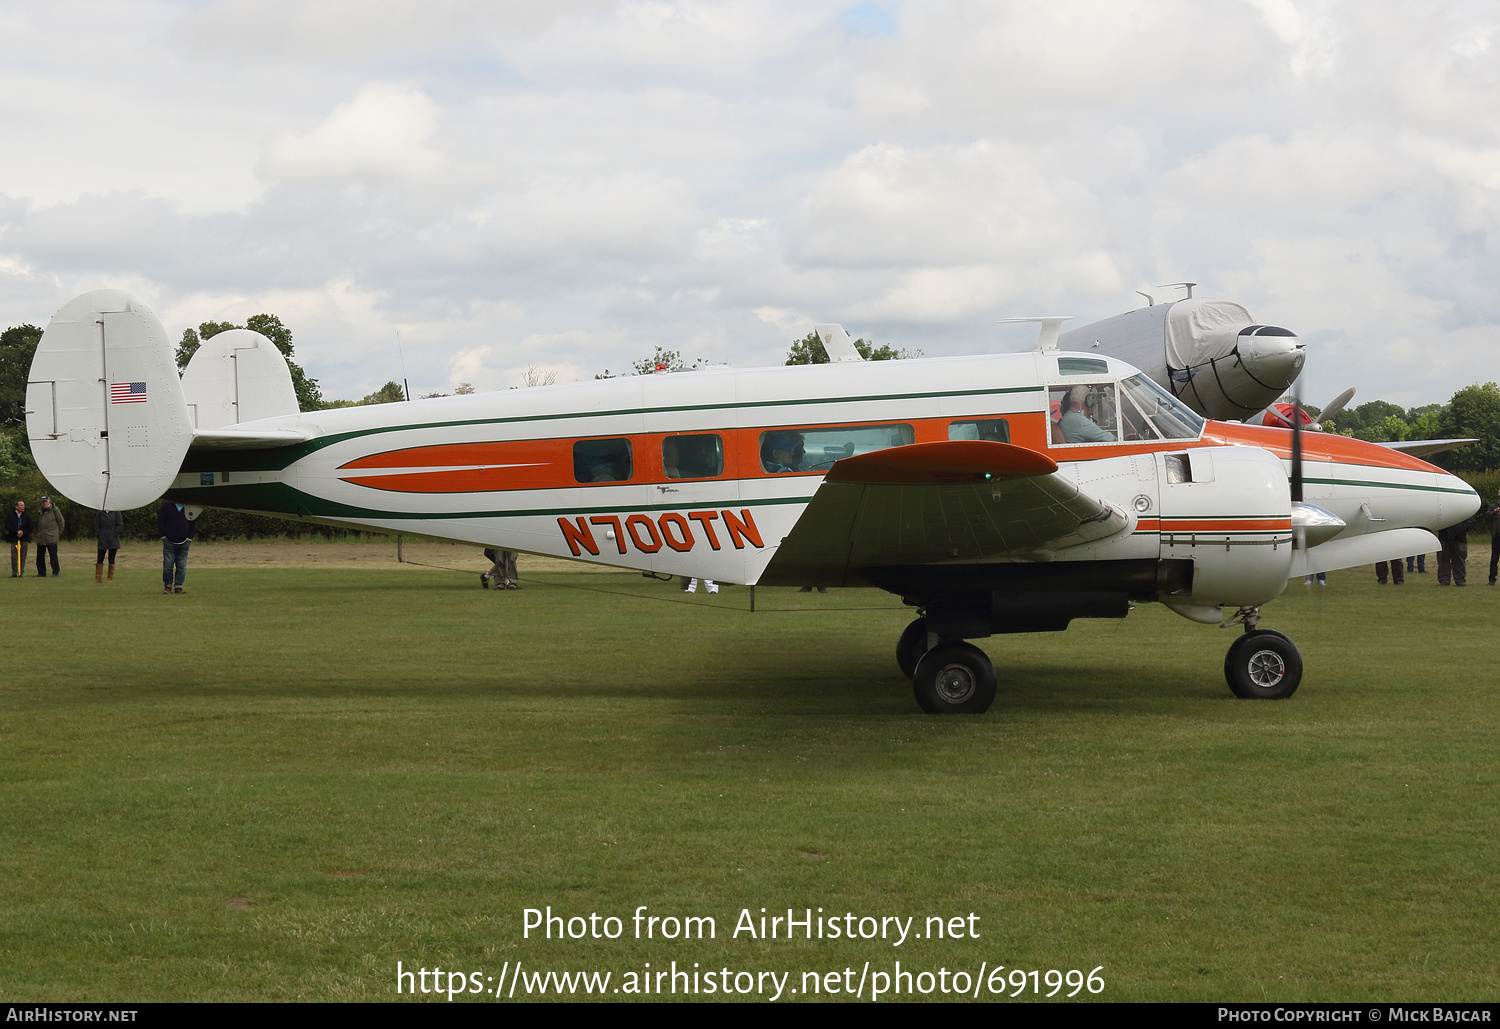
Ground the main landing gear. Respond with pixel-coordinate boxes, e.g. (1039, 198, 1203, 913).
(1221, 608, 1302, 700)
(896, 618, 997, 714)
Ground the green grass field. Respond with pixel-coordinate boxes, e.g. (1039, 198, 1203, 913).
(2, 547, 1498, 1003)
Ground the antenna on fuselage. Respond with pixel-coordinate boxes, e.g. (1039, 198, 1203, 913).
(396, 330, 411, 401)
(1158, 281, 1197, 299)
(998, 316, 1072, 352)
(1135, 290, 1156, 306)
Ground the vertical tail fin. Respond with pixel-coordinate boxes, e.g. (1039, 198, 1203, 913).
(25, 290, 192, 509)
(181, 327, 299, 429)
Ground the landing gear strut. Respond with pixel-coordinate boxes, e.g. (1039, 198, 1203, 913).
(1224, 627, 1302, 699)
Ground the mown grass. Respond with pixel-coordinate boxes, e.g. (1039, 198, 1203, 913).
(1, 557, 1497, 1002)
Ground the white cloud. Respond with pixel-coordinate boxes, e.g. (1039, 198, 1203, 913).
(0, 0, 1497, 408)
(260, 82, 447, 182)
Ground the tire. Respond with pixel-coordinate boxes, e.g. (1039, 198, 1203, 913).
(896, 618, 930, 679)
(913, 642, 996, 714)
(1225, 631, 1302, 699)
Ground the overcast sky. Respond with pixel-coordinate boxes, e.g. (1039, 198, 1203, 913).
(1, 0, 1496, 408)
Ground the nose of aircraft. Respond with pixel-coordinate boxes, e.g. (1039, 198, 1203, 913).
(1236, 330, 1304, 396)
(1436, 470, 1482, 530)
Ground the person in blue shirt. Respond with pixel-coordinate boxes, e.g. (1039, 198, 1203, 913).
(1058, 386, 1117, 443)
(157, 501, 196, 594)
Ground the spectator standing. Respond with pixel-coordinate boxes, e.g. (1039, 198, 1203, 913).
(1375, 560, 1404, 585)
(1436, 514, 1477, 587)
(1406, 554, 1427, 574)
(94, 509, 124, 583)
(158, 501, 196, 594)
(33, 496, 64, 577)
(7, 500, 30, 578)
(480, 548, 519, 590)
(1485, 499, 1500, 587)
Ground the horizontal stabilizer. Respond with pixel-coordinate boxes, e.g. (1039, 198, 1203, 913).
(1291, 527, 1439, 578)
(26, 290, 192, 510)
(192, 427, 312, 449)
(1379, 438, 1476, 459)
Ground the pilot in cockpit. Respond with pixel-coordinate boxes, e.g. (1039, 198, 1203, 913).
(1057, 384, 1117, 443)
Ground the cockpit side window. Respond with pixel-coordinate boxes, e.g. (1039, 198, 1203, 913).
(1119, 373, 1204, 440)
(1048, 383, 1119, 444)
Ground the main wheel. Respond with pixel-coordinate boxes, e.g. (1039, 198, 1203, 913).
(1225, 631, 1302, 699)
(913, 642, 996, 714)
(896, 618, 930, 679)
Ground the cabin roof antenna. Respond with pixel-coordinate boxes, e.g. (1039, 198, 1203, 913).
(998, 316, 1072, 352)
(1158, 281, 1197, 299)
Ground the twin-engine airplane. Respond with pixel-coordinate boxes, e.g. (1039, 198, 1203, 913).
(26, 291, 1479, 714)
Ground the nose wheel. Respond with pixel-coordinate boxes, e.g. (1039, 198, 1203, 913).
(1225, 628, 1302, 699)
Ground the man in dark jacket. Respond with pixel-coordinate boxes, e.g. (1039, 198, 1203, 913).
(6, 500, 30, 578)
(1486, 499, 1500, 587)
(158, 501, 196, 594)
(33, 495, 65, 576)
(1437, 514, 1477, 587)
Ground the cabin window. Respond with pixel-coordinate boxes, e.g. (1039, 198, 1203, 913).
(1048, 383, 1120, 444)
(760, 423, 915, 473)
(1057, 357, 1109, 376)
(1119, 373, 1203, 441)
(662, 434, 724, 479)
(948, 419, 1010, 443)
(573, 438, 633, 483)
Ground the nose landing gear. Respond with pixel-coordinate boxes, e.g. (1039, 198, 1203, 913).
(1224, 626, 1302, 699)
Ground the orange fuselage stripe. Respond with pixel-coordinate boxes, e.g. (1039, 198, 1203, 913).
(330, 410, 1432, 494)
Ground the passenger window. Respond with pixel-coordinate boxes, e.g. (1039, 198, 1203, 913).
(760, 423, 915, 473)
(662, 434, 724, 479)
(573, 438, 633, 483)
(948, 419, 1010, 443)
(1048, 383, 1120, 445)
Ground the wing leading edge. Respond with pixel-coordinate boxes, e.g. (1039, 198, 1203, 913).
(758, 440, 1132, 587)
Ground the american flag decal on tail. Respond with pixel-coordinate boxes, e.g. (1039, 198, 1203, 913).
(110, 382, 147, 404)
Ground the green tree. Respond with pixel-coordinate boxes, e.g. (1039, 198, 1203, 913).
(177, 315, 323, 411)
(1326, 399, 1408, 441)
(784, 330, 918, 365)
(360, 381, 407, 405)
(597, 346, 703, 379)
(0, 323, 44, 426)
(1435, 382, 1500, 471)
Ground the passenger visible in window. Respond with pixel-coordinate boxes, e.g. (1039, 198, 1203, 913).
(1058, 385, 1117, 443)
(762, 432, 804, 472)
(663, 437, 682, 478)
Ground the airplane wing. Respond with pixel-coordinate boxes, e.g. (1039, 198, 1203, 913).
(1378, 438, 1477, 459)
(757, 440, 1131, 586)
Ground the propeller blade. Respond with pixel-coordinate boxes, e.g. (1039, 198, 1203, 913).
(1315, 387, 1356, 426)
(1266, 405, 1296, 428)
(1290, 390, 1304, 506)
